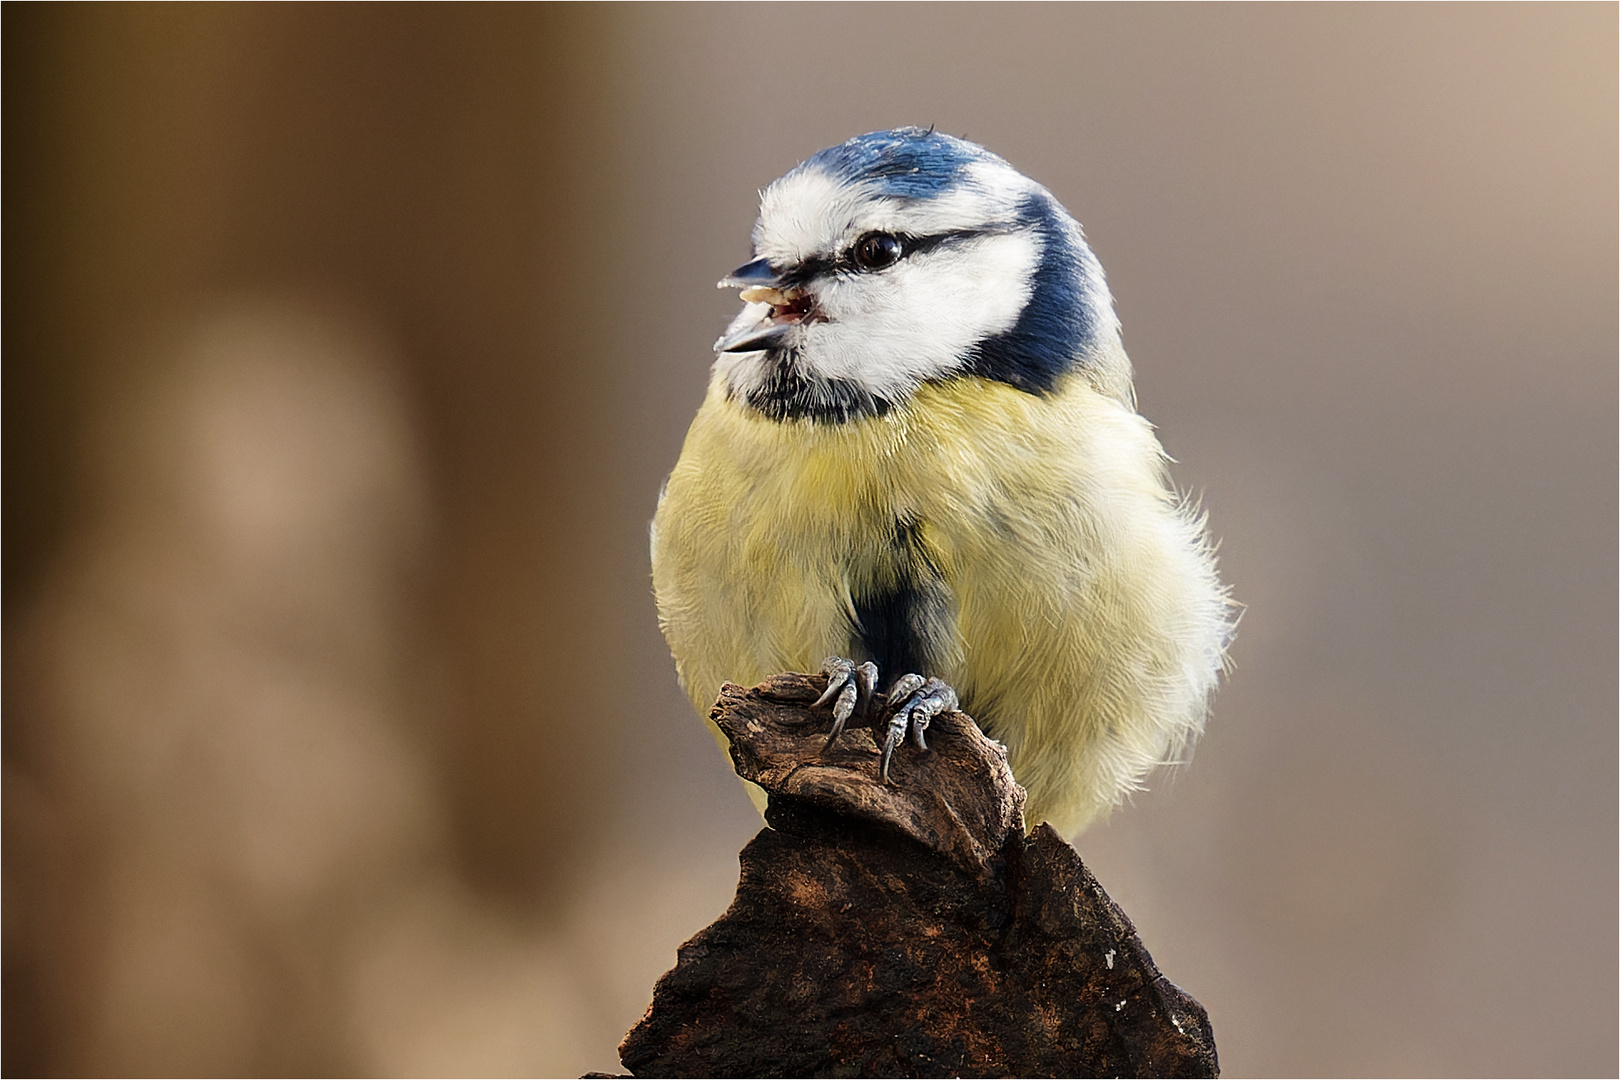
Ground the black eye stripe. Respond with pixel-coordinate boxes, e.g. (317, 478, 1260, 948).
(893, 228, 990, 259)
(774, 227, 1008, 288)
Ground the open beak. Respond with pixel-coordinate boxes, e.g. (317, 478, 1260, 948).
(714, 258, 816, 353)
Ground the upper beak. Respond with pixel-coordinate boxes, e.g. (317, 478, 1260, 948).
(717, 257, 781, 290)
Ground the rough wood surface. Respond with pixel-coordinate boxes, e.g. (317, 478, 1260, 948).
(618, 673, 1218, 1078)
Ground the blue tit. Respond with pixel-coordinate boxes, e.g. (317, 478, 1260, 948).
(651, 127, 1234, 837)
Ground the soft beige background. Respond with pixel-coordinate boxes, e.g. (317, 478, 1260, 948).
(4, 5, 1614, 1076)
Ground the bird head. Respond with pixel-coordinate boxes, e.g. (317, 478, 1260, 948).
(714, 127, 1126, 423)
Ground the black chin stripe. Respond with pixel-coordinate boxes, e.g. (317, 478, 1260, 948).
(736, 349, 893, 424)
(850, 516, 953, 686)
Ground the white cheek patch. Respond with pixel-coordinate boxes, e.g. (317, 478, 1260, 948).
(805, 229, 1041, 397)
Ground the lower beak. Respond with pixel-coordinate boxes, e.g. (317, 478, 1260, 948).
(714, 308, 795, 353)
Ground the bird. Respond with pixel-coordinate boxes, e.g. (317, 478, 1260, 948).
(650, 127, 1234, 837)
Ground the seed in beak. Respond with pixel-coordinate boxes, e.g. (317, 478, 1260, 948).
(739, 286, 793, 306)
(740, 285, 814, 326)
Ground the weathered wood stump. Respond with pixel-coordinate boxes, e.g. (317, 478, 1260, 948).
(617, 673, 1218, 1078)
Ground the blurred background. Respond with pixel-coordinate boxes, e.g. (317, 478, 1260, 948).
(3, 4, 1613, 1076)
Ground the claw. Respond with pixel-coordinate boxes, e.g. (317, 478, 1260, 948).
(828, 680, 859, 739)
(812, 657, 855, 708)
(880, 710, 907, 782)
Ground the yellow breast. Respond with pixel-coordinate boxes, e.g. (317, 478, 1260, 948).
(651, 368, 1228, 835)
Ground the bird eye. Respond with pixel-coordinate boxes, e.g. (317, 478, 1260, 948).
(852, 232, 903, 271)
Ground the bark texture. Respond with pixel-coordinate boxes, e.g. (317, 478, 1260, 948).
(618, 673, 1218, 1079)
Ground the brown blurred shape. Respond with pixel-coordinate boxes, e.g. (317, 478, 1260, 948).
(4, 5, 643, 1074)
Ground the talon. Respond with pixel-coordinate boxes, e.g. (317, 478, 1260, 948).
(879, 709, 908, 782)
(813, 657, 855, 709)
(822, 680, 858, 748)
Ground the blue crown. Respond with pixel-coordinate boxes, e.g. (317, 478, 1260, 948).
(800, 127, 1004, 200)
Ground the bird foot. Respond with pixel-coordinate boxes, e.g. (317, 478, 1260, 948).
(880, 674, 958, 781)
(814, 658, 959, 783)
(813, 657, 878, 749)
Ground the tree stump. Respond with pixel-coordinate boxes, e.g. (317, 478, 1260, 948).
(617, 673, 1218, 1078)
